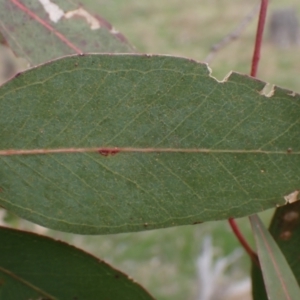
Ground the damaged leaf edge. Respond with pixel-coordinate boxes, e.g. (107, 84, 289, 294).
(37, 0, 133, 46)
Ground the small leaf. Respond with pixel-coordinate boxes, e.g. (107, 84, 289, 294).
(0, 54, 299, 234)
(250, 214, 300, 300)
(0, 0, 134, 66)
(252, 201, 300, 299)
(269, 201, 300, 281)
(0, 226, 154, 300)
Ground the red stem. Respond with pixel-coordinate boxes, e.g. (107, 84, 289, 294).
(229, 218, 259, 266)
(251, 0, 269, 77)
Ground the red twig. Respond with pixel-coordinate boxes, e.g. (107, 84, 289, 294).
(10, 0, 82, 55)
(229, 218, 259, 266)
(251, 0, 269, 77)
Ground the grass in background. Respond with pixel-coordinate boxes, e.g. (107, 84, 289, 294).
(85, 0, 300, 91)
(1, 0, 299, 299)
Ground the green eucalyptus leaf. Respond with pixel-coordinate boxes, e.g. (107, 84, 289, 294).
(0, 0, 134, 66)
(0, 54, 299, 234)
(250, 214, 300, 300)
(0, 226, 154, 300)
(252, 201, 300, 299)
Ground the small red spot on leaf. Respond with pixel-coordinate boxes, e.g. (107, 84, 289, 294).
(98, 148, 120, 156)
(280, 231, 292, 240)
(283, 211, 299, 223)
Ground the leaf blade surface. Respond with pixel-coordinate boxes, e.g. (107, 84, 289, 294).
(0, 54, 299, 234)
(0, 226, 154, 300)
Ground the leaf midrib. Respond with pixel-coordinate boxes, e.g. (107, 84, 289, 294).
(0, 265, 56, 299)
(0, 147, 297, 156)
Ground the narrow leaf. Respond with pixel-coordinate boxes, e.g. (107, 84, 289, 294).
(269, 201, 300, 280)
(250, 214, 300, 300)
(0, 226, 154, 300)
(252, 201, 300, 299)
(251, 262, 268, 300)
(0, 0, 134, 66)
(0, 54, 299, 234)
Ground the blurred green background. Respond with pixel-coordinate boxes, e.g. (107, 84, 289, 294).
(1, 0, 300, 299)
(83, 0, 300, 92)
